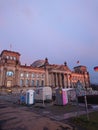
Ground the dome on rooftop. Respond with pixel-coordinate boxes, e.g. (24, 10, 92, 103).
(31, 60, 45, 67)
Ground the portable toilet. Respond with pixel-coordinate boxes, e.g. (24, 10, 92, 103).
(20, 94, 26, 104)
(55, 88, 68, 105)
(62, 89, 68, 105)
(26, 90, 35, 105)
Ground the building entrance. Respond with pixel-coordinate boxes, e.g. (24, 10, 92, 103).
(7, 80, 12, 87)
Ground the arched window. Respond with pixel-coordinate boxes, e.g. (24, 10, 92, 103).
(6, 71, 14, 76)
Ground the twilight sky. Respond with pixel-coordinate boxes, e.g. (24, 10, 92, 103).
(0, 0, 98, 84)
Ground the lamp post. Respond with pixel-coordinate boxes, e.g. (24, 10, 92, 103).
(76, 80, 89, 120)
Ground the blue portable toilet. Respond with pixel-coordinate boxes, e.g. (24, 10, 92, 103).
(20, 95, 25, 104)
(26, 90, 35, 105)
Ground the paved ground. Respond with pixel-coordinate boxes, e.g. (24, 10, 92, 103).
(0, 93, 98, 130)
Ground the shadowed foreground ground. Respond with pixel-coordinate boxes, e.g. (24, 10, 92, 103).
(0, 99, 73, 130)
(1, 93, 97, 130)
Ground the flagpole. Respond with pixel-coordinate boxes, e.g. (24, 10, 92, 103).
(10, 44, 12, 51)
(77, 60, 80, 65)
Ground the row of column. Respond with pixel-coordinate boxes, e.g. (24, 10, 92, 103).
(50, 72, 71, 88)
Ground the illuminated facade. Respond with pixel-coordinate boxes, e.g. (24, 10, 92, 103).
(0, 50, 90, 88)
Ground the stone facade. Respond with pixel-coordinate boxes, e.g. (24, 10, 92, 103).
(0, 50, 90, 89)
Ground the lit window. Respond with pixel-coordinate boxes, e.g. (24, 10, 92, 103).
(14, 57, 16, 60)
(26, 73, 29, 77)
(6, 56, 9, 59)
(20, 73, 24, 77)
(6, 71, 14, 76)
(10, 56, 12, 60)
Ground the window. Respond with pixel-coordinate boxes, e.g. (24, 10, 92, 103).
(14, 57, 16, 60)
(20, 79, 23, 87)
(26, 73, 29, 77)
(41, 80, 44, 86)
(10, 56, 13, 60)
(36, 80, 39, 87)
(6, 56, 9, 59)
(26, 79, 29, 86)
(36, 74, 39, 78)
(42, 74, 45, 78)
(32, 73, 35, 78)
(6, 71, 14, 76)
(32, 80, 35, 87)
(20, 73, 24, 77)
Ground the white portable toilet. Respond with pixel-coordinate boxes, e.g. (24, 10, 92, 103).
(26, 90, 35, 105)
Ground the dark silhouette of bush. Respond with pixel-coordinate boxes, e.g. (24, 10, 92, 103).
(78, 95, 98, 104)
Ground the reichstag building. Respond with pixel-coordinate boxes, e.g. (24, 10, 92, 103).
(0, 50, 90, 89)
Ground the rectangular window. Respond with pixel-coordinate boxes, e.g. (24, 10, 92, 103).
(26, 73, 29, 78)
(41, 80, 44, 86)
(26, 79, 29, 86)
(36, 80, 39, 87)
(20, 79, 23, 87)
(32, 80, 35, 87)
(32, 73, 35, 78)
(20, 73, 24, 77)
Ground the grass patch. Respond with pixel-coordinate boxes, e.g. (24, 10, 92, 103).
(71, 111, 98, 130)
(45, 104, 84, 114)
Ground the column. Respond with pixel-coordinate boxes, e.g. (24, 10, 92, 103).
(55, 73, 58, 87)
(45, 69, 49, 86)
(61, 73, 64, 88)
(54, 73, 56, 87)
(51, 73, 55, 87)
(3, 68, 7, 86)
(50, 73, 53, 86)
(59, 73, 62, 87)
(63, 74, 66, 88)
(48, 73, 50, 86)
(67, 74, 71, 88)
(15, 69, 19, 86)
(65, 74, 68, 88)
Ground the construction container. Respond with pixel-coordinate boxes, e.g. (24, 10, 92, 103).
(35, 87, 52, 101)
